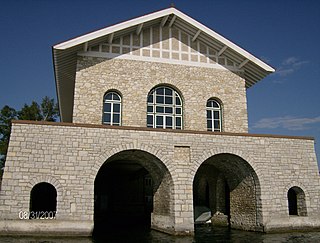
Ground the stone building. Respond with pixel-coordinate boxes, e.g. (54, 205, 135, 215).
(0, 7, 319, 236)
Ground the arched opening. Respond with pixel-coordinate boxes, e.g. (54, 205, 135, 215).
(30, 182, 57, 219)
(94, 149, 173, 234)
(288, 186, 307, 216)
(193, 153, 262, 231)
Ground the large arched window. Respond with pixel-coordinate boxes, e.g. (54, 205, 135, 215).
(147, 86, 182, 129)
(206, 99, 222, 132)
(103, 91, 121, 126)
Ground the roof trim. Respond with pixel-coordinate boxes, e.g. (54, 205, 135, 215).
(53, 7, 274, 72)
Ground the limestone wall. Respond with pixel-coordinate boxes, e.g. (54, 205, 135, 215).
(0, 121, 319, 234)
(73, 57, 248, 133)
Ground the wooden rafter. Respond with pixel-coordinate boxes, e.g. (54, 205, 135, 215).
(218, 45, 228, 56)
(136, 23, 143, 35)
(161, 15, 169, 27)
(83, 42, 88, 52)
(192, 29, 201, 42)
(169, 15, 176, 28)
(108, 33, 114, 44)
(239, 59, 249, 69)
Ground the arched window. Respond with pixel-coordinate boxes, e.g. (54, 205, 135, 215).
(206, 99, 222, 132)
(103, 91, 121, 126)
(30, 182, 57, 219)
(288, 186, 307, 216)
(147, 86, 182, 129)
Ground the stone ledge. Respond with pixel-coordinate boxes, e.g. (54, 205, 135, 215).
(11, 120, 315, 141)
(264, 216, 320, 233)
(0, 220, 93, 236)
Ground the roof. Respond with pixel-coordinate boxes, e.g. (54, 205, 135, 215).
(53, 7, 275, 122)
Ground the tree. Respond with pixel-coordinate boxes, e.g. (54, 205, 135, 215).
(0, 97, 59, 172)
(40, 96, 59, 121)
(18, 96, 59, 122)
(0, 106, 17, 169)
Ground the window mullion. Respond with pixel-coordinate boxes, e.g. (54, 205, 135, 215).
(110, 102, 114, 125)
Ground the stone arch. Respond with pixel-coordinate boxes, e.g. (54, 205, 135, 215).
(193, 150, 262, 231)
(27, 175, 64, 200)
(192, 147, 262, 181)
(103, 88, 123, 99)
(92, 142, 172, 178)
(93, 143, 174, 233)
(284, 181, 310, 201)
(284, 182, 308, 216)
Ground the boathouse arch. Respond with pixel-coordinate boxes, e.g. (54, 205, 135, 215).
(93, 147, 174, 233)
(193, 152, 262, 231)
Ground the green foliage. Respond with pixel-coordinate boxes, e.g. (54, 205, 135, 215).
(0, 105, 17, 168)
(40, 96, 59, 122)
(18, 96, 59, 122)
(0, 97, 59, 171)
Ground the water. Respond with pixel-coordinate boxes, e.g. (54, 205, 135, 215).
(1, 226, 320, 243)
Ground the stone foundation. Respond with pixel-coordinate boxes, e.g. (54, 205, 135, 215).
(0, 121, 319, 235)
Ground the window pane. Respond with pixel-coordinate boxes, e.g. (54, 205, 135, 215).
(112, 93, 120, 101)
(212, 100, 219, 108)
(156, 116, 163, 126)
(207, 119, 212, 130)
(147, 94, 153, 103)
(165, 96, 173, 104)
(113, 114, 120, 123)
(105, 93, 113, 100)
(104, 103, 111, 112)
(147, 115, 153, 127)
(176, 107, 181, 115)
(214, 120, 220, 130)
(214, 111, 219, 119)
(166, 116, 173, 126)
(156, 88, 164, 95)
(103, 113, 111, 123)
(156, 95, 164, 104)
(176, 97, 181, 105)
(206, 100, 212, 107)
(176, 117, 181, 127)
(156, 106, 164, 113)
(207, 110, 212, 119)
(165, 107, 173, 114)
(165, 88, 172, 96)
(113, 103, 120, 112)
(147, 105, 153, 112)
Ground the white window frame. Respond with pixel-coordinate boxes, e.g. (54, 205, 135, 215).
(103, 91, 122, 126)
(206, 99, 222, 132)
(147, 86, 183, 129)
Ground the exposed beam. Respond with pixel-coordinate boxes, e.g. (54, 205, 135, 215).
(169, 15, 176, 28)
(161, 15, 169, 27)
(108, 33, 114, 43)
(83, 42, 88, 52)
(239, 59, 249, 69)
(136, 23, 143, 35)
(192, 29, 201, 42)
(218, 45, 228, 56)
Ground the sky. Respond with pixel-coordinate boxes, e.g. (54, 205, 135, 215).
(0, 0, 319, 167)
